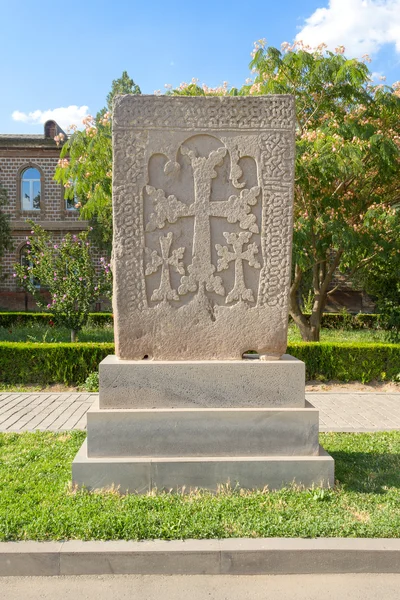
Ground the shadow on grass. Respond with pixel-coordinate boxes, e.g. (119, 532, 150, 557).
(331, 450, 400, 494)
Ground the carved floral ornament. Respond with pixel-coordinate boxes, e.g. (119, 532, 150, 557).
(144, 138, 262, 306)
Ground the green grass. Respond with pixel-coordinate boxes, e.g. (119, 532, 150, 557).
(0, 323, 114, 343)
(0, 323, 390, 344)
(287, 324, 389, 343)
(1, 431, 400, 541)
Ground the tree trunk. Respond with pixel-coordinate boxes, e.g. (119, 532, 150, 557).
(289, 252, 343, 342)
(71, 330, 77, 343)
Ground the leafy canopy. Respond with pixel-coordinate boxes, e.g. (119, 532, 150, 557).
(54, 72, 141, 253)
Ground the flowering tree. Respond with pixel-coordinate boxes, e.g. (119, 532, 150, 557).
(244, 40, 400, 340)
(54, 72, 141, 254)
(14, 222, 112, 342)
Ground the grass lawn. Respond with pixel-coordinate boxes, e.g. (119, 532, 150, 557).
(286, 324, 389, 343)
(1, 431, 400, 541)
(0, 323, 115, 343)
(0, 323, 390, 344)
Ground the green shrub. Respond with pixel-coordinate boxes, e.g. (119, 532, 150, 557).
(289, 313, 379, 330)
(0, 312, 113, 328)
(287, 342, 400, 382)
(0, 342, 113, 385)
(81, 371, 99, 392)
(0, 341, 398, 385)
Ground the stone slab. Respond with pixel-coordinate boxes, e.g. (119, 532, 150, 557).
(112, 95, 296, 360)
(5, 538, 400, 576)
(72, 440, 333, 492)
(99, 354, 305, 408)
(86, 399, 319, 458)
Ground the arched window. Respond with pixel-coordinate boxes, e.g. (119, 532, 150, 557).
(21, 168, 41, 211)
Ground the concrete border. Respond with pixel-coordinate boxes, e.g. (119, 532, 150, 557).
(2, 539, 400, 576)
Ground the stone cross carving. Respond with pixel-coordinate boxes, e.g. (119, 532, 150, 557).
(145, 232, 185, 302)
(216, 231, 261, 304)
(112, 95, 296, 360)
(146, 145, 261, 301)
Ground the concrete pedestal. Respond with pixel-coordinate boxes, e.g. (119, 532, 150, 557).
(72, 356, 334, 492)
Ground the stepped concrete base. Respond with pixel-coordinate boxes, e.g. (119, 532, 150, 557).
(73, 356, 334, 493)
(99, 355, 305, 409)
(86, 399, 319, 458)
(72, 441, 334, 493)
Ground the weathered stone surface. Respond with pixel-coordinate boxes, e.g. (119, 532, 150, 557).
(98, 355, 305, 408)
(86, 399, 319, 458)
(72, 440, 334, 492)
(112, 95, 296, 360)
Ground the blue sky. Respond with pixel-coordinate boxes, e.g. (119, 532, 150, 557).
(1, 0, 400, 133)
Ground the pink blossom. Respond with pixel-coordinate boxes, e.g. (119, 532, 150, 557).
(54, 245, 58, 249)
(12, 273, 16, 278)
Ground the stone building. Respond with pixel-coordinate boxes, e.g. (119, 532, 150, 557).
(0, 120, 99, 310)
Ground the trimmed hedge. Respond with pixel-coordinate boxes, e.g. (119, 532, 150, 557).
(287, 342, 400, 383)
(0, 341, 398, 384)
(0, 312, 380, 330)
(0, 312, 113, 327)
(0, 343, 113, 385)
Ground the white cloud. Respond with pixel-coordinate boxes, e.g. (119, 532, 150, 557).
(296, 0, 400, 57)
(11, 105, 89, 130)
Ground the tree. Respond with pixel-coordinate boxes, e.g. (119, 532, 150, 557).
(54, 72, 141, 254)
(0, 182, 13, 278)
(14, 222, 112, 342)
(360, 246, 400, 342)
(245, 40, 400, 340)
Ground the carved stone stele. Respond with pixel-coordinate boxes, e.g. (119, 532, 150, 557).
(112, 95, 296, 360)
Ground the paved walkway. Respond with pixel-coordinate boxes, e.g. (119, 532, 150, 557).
(0, 392, 399, 433)
(2, 574, 400, 600)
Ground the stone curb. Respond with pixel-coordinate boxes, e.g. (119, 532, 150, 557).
(2, 539, 400, 576)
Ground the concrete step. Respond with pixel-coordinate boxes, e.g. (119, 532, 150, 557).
(72, 440, 334, 493)
(86, 399, 319, 458)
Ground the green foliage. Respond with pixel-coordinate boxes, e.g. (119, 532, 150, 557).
(0, 341, 397, 384)
(54, 72, 141, 253)
(2, 431, 400, 540)
(311, 313, 379, 330)
(0, 323, 114, 343)
(81, 370, 99, 392)
(13, 223, 112, 338)
(246, 41, 400, 341)
(0, 342, 113, 384)
(287, 342, 400, 382)
(0, 312, 113, 327)
(360, 249, 400, 342)
(106, 70, 141, 111)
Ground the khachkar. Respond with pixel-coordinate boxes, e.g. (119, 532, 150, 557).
(72, 96, 334, 492)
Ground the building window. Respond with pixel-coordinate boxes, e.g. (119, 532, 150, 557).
(65, 180, 79, 210)
(65, 196, 78, 210)
(21, 168, 41, 211)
